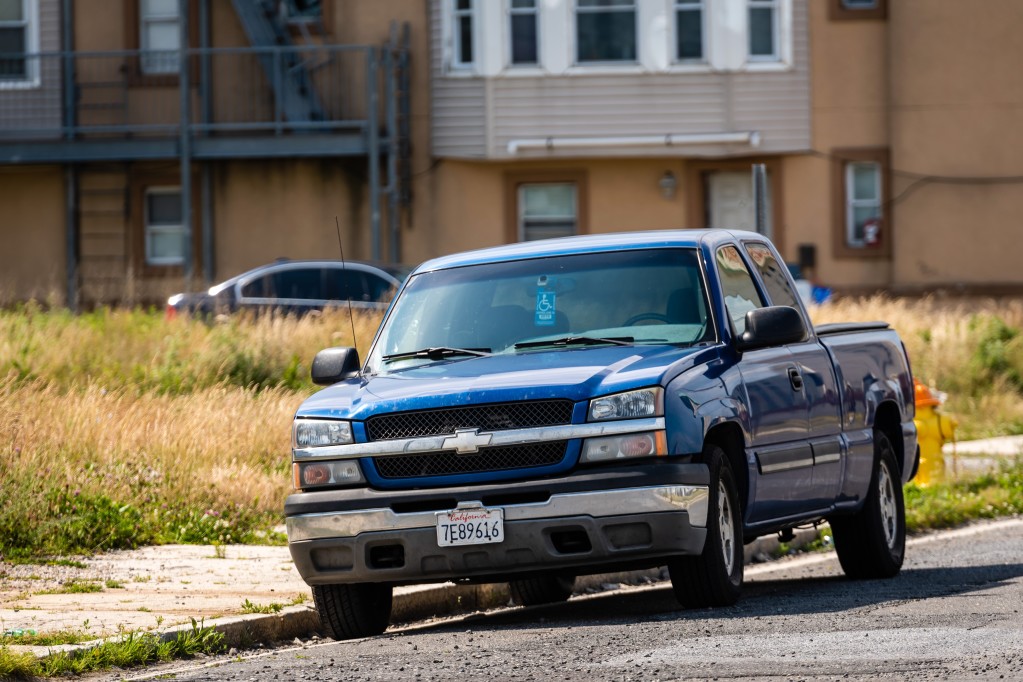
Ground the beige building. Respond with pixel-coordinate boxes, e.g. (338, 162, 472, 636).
(2, 0, 1022, 306)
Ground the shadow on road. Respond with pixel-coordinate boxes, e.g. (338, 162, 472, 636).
(414, 561, 1023, 635)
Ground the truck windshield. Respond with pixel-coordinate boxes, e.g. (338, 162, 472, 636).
(366, 248, 711, 371)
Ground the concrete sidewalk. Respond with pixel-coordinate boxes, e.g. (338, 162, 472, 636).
(1, 433, 1017, 660)
(0, 531, 815, 660)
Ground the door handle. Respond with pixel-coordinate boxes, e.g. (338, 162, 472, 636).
(788, 367, 803, 391)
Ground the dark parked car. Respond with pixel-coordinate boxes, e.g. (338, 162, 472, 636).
(166, 260, 410, 318)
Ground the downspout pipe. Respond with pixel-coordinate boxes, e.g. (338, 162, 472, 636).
(62, 0, 77, 311)
(506, 131, 761, 155)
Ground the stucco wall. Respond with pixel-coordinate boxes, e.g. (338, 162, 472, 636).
(0, 167, 65, 304)
(887, 0, 1023, 289)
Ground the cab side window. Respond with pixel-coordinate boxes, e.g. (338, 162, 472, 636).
(744, 242, 801, 309)
(715, 245, 764, 336)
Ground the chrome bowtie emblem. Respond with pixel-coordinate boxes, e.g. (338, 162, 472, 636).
(442, 428, 493, 454)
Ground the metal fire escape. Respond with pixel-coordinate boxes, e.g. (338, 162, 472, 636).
(0, 0, 410, 309)
(229, 0, 325, 124)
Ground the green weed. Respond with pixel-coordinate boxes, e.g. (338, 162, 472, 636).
(240, 599, 284, 614)
(0, 618, 225, 678)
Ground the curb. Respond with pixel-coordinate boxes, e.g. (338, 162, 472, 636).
(13, 527, 822, 660)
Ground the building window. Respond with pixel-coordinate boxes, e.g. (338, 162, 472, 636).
(576, 0, 636, 64)
(139, 0, 180, 75)
(845, 161, 882, 249)
(519, 184, 577, 241)
(831, 148, 889, 258)
(0, 0, 36, 83)
(748, 0, 778, 60)
(144, 188, 186, 266)
(829, 0, 886, 21)
(452, 0, 474, 68)
(281, 0, 321, 22)
(675, 0, 704, 62)
(509, 0, 538, 66)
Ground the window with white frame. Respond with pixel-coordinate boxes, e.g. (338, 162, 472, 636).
(845, 161, 882, 248)
(145, 188, 186, 266)
(748, 0, 779, 61)
(139, 0, 180, 75)
(509, 0, 538, 66)
(452, 0, 474, 68)
(0, 0, 36, 82)
(576, 0, 636, 64)
(519, 184, 576, 241)
(675, 0, 704, 62)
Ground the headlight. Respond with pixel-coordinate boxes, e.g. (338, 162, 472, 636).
(293, 419, 353, 448)
(580, 431, 667, 463)
(293, 460, 365, 490)
(588, 387, 663, 421)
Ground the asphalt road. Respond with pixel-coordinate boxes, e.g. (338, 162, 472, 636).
(117, 518, 1023, 682)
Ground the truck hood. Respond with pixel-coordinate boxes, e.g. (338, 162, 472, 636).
(296, 344, 710, 420)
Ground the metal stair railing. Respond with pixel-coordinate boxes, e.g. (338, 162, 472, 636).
(229, 0, 324, 123)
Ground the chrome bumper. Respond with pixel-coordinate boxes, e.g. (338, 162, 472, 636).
(287, 484, 709, 542)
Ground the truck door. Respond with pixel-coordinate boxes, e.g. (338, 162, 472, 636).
(742, 242, 844, 509)
(715, 246, 815, 523)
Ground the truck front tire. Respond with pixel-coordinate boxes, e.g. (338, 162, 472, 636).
(830, 430, 906, 579)
(509, 575, 575, 606)
(668, 444, 743, 608)
(313, 582, 392, 640)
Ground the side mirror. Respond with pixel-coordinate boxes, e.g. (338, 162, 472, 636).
(736, 306, 806, 352)
(311, 347, 361, 385)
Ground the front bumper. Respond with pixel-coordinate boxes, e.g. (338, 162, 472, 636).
(286, 462, 709, 586)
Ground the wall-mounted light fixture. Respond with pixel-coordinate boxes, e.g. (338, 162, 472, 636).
(659, 171, 678, 200)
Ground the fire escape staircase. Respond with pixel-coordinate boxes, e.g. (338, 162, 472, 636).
(229, 0, 325, 125)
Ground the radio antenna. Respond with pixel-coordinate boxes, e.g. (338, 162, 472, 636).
(335, 217, 359, 352)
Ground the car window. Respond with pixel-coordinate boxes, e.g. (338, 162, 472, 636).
(364, 273, 396, 301)
(715, 245, 764, 336)
(240, 274, 272, 298)
(744, 243, 801, 310)
(273, 268, 324, 301)
(327, 269, 370, 302)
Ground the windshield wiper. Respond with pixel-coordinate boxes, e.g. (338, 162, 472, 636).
(514, 335, 634, 350)
(382, 346, 492, 362)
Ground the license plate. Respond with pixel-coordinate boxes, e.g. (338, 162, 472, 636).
(436, 507, 504, 547)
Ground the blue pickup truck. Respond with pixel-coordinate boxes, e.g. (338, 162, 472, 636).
(285, 230, 918, 639)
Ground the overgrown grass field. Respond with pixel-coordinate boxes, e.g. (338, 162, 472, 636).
(1, 296, 1022, 560)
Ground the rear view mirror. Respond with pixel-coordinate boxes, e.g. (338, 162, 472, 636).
(736, 306, 806, 352)
(311, 347, 362, 385)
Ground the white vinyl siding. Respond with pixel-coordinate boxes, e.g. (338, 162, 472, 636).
(431, 0, 808, 158)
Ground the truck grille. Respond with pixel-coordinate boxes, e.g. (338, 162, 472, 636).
(374, 441, 568, 479)
(365, 400, 574, 441)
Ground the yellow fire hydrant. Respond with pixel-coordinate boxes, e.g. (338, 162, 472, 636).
(913, 378, 957, 486)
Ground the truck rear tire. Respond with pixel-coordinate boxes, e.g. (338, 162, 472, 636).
(313, 583, 392, 640)
(668, 444, 743, 608)
(509, 575, 575, 606)
(830, 430, 905, 579)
